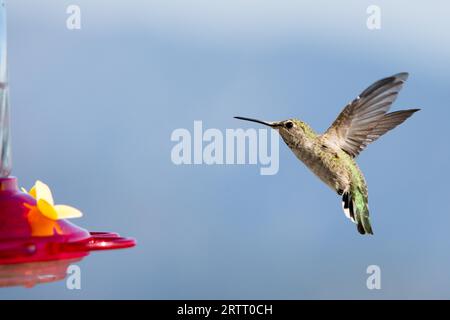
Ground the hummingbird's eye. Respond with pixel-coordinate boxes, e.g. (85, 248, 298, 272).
(285, 121, 294, 129)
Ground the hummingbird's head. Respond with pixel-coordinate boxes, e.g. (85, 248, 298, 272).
(234, 117, 314, 143)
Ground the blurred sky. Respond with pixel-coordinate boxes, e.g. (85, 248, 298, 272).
(1, 0, 450, 299)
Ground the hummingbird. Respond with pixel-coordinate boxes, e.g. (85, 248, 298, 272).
(235, 73, 419, 235)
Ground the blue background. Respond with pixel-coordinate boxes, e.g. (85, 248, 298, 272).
(1, 0, 449, 299)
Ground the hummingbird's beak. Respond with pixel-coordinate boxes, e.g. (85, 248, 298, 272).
(234, 116, 279, 127)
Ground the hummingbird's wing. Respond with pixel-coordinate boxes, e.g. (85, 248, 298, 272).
(323, 73, 414, 157)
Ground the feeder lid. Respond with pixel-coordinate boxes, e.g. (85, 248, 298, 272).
(0, 177, 136, 265)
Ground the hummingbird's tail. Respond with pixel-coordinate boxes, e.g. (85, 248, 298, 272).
(342, 188, 373, 235)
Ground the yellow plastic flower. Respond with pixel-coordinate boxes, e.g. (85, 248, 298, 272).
(22, 180, 83, 220)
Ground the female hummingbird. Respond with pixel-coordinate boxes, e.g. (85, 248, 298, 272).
(235, 73, 419, 235)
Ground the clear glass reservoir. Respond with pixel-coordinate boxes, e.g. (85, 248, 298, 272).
(0, 2, 11, 177)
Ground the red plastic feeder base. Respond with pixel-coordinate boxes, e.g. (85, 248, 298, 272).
(0, 177, 136, 265)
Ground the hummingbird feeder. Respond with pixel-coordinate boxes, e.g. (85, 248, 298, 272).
(0, 3, 135, 267)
